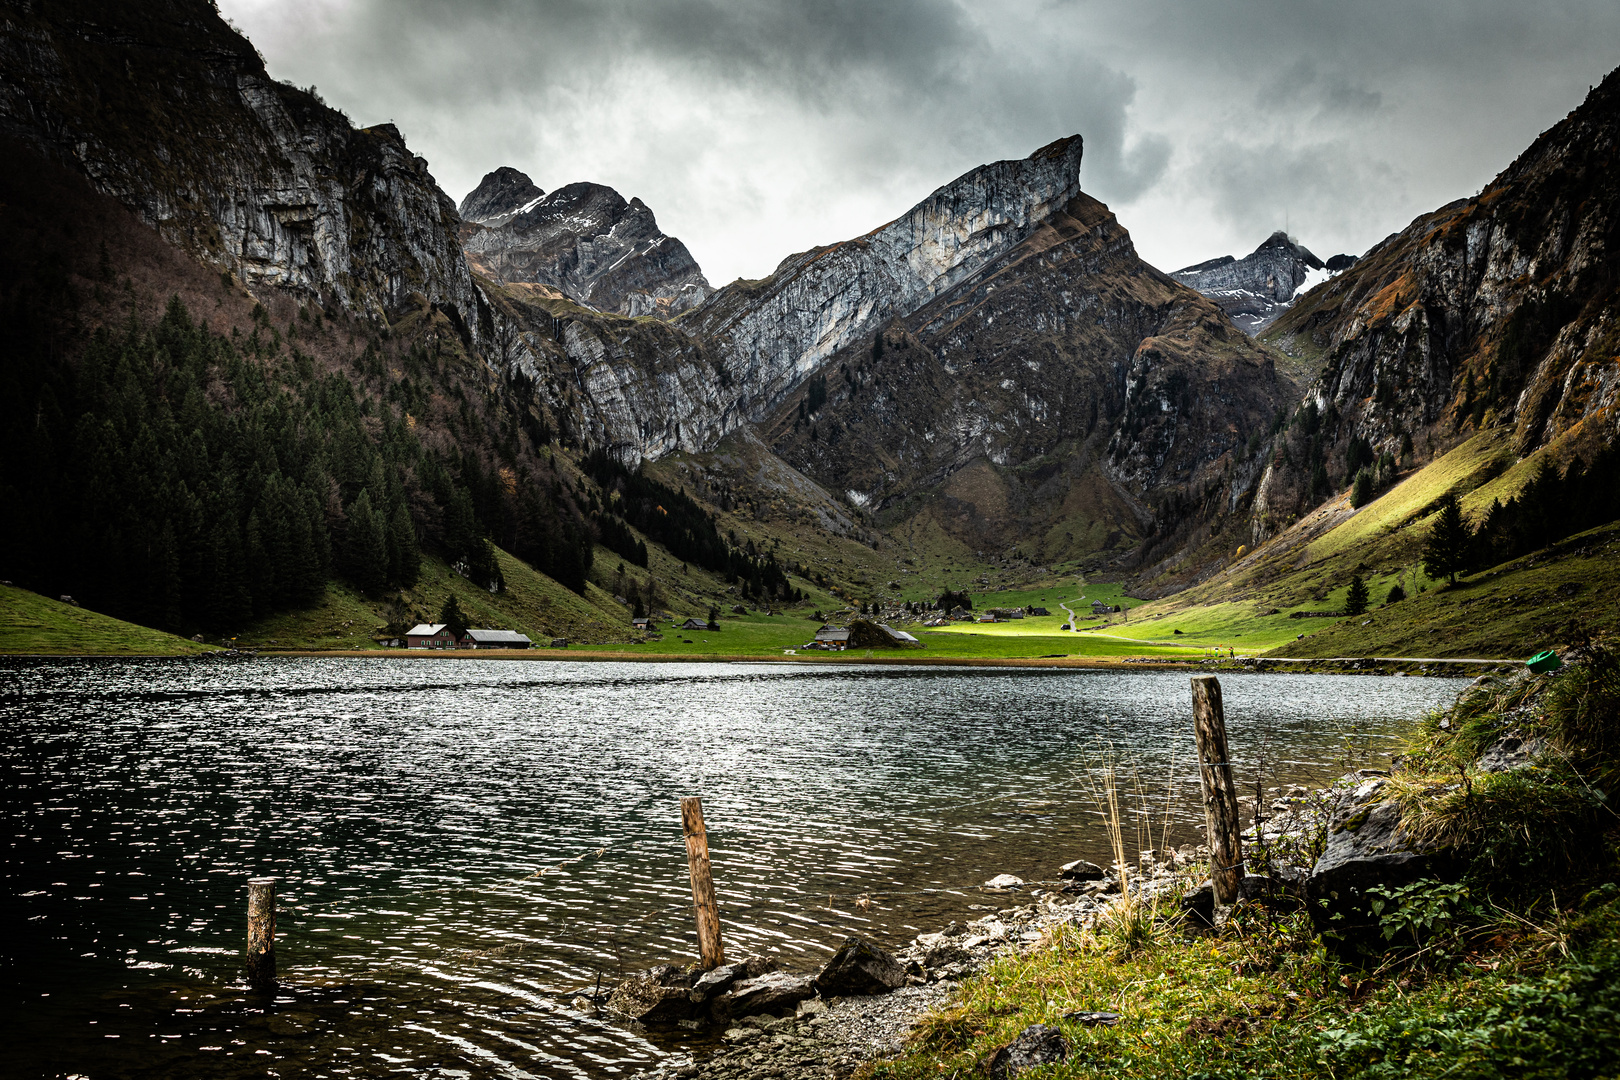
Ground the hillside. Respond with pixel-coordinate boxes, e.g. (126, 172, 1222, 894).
(0, 583, 218, 656)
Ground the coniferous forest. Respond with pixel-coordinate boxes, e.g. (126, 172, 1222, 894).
(0, 285, 596, 635)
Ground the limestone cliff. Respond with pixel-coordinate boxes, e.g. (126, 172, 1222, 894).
(1256, 65, 1620, 538)
(462, 179, 711, 318)
(757, 193, 1290, 568)
(0, 0, 478, 328)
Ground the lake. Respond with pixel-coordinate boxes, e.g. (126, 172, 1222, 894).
(0, 658, 1464, 1079)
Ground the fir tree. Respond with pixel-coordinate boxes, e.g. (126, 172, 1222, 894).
(1345, 574, 1370, 616)
(1423, 492, 1472, 585)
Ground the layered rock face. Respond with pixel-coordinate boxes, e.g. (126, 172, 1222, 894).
(0, 0, 477, 326)
(757, 192, 1290, 563)
(1257, 64, 1620, 534)
(687, 137, 1091, 423)
(463, 180, 712, 317)
(1173, 232, 1339, 334)
(458, 167, 545, 227)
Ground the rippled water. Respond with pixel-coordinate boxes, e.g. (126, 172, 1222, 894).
(0, 658, 1464, 1079)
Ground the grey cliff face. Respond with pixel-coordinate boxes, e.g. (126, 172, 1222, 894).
(463, 181, 712, 318)
(682, 136, 1092, 436)
(0, 0, 477, 328)
(458, 167, 546, 227)
(1173, 232, 1330, 335)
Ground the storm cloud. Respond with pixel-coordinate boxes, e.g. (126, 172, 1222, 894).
(220, 0, 1618, 282)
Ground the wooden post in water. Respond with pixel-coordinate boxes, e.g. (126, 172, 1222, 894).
(246, 877, 277, 988)
(1190, 675, 1244, 906)
(680, 796, 726, 970)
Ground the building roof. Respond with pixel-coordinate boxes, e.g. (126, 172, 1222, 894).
(406, 623, 449, 636)
(462, 628, 532, 645)
(879, 624, 919, 643)
(814, 628, 852, 642)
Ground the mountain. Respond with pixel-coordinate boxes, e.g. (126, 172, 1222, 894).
(458, 166, 546, 227)
(480, 137, 1294, 574)
(0, 0, 600, 636)
(1252, 66, 1620, 545)
(462, 179, 712, 318)
(1172, 231, 1349, 334)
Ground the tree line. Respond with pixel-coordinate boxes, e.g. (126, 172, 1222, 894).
(0, 296, 594, 634)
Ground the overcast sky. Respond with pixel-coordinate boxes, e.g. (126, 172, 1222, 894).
(219, 0, 1617, 285)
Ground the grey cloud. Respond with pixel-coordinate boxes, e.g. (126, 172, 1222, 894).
(223, 0, 1620, 280)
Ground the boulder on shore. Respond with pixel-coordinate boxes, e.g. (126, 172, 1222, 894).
(711, 971, 816, 1019)
(815, 937, 907, 996)
(1059, 859, 1105, 881)
(1307, 777, 1448, 953)
(689, 955, 778, 1004)
(607, 965, 697, 1023)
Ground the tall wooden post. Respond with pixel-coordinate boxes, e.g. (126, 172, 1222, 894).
(1191, 676, 1244, 906)
(680, 796, 726, 970)
(246, 877, 277, 989)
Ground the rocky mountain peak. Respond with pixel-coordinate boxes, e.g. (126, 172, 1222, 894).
(459, 167, 545, 227)
(462, 178, 711, 318)
(1173, 231, 1351, 335)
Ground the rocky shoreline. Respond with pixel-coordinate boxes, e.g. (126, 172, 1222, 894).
(613, 853, 1220, 1080)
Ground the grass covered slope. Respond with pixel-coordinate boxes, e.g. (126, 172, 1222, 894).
(867, 648, 1620, 1080)
(0, 583, 218, 655)
(1103, 431, 1620, 659)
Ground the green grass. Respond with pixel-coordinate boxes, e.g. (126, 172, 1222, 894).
(865, 900, 1620, 1080)
(0, 584, 220, 655)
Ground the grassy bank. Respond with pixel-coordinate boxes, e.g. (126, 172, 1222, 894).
(0, 583, 219, 656)
(865, 646, 1620, 1080)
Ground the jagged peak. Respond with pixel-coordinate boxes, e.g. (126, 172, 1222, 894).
(459, 167, 545, 227)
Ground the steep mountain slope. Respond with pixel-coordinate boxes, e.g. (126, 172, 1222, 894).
(1255, 65, 1620, 543)
(758, 194, 1291, 567)
(0, 0, 477, 327)
(1172, 231, 1346, 335)
(462, 179, 712, 317)
(0, 0, 608, 638)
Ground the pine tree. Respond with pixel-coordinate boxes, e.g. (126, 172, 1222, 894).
(387, 499, 420, 588)
(1350, 468, 1374, 509)
(1423, 492, 1472, 585)
(343, 489, 389, 596)
(1345, 574, 1370, 616)
(706, 605, 720, 631)
(437, 593, 469, 640)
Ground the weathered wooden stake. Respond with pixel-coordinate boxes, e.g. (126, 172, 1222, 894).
(246, 877, 277, 989)
(680, 796, 726, 970)
(1191, 675, 1244, 906)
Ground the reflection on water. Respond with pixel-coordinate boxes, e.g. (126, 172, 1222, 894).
(0, 659, 1463, 1078)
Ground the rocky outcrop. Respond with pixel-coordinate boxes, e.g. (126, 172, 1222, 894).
(1173, 232, 1337, 334)
(458, 167, 546, 227)
(1259, 64, 1620, 528)
(463, 180, 712, 317)
(759, 191, 1291, 570)
(0, 0, 477, 327)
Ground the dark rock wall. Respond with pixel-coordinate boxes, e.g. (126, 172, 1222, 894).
(0, 0, 478, 327)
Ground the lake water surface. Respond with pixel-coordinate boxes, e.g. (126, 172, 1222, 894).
(0, 658, 1464, 1079)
